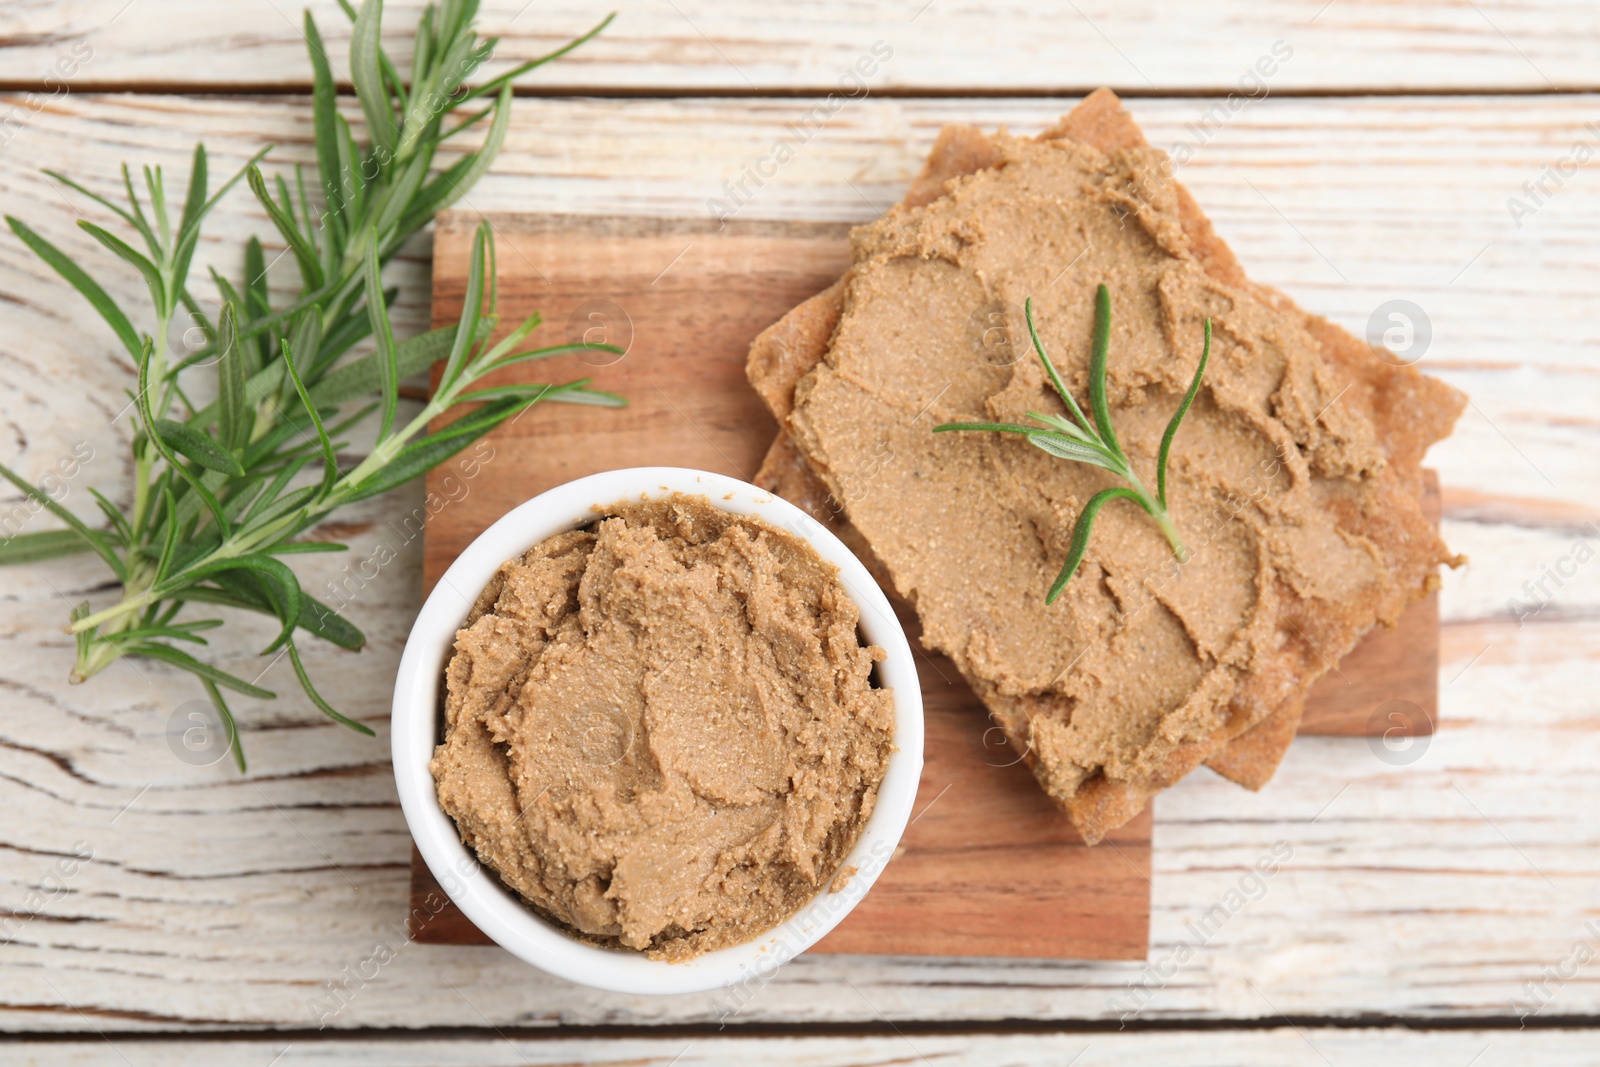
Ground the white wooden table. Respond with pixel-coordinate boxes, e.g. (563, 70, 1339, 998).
(2, 3, 1598, 1063)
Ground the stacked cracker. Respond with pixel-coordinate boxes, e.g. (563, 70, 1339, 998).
(746, 90, 1462, 843)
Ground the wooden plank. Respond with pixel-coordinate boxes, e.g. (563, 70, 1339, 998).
(419, 217, 854, 569)
(7, 1, 1600, 93)
(425, 213, 1443, 738)
(0, 93, 1597, 1031)
(12, 1029, 1600, 1066)
(412, 701, 1156, 959)
(415, 211, 1154, 962)
(811, 676, 1152, 959)
(410, 212, 1438, 959)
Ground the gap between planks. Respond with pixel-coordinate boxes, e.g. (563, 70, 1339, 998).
(7, 82, 1600, 99)
(7, 1014, 1600, 1043)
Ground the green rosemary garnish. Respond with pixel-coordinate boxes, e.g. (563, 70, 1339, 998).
(935, 284, 1211, 604)
(0, 1, 620, 770)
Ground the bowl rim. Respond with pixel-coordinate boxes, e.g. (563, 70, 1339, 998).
(391, 466, 924, 996)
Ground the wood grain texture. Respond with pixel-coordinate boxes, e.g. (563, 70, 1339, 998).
(12, 1029, 1600, 1066)
(424, 214, 1446, 738)
(410, 214, 1440, 960)
(414, 212, 1154, 962)
(0, 93, 1595, 1033)
(4, 1, 1600, 93)
(412, 714, 1156, 959)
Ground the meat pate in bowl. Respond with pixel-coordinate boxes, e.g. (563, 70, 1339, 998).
(392, 467, 923, 995)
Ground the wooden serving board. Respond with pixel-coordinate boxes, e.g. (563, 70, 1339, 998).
(409, 212, 1439, 960)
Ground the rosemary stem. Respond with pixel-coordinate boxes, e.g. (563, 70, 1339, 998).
(1121, 466, 1189, 563)
(68, 557, 155, 679)
(129, 307, 174, 547)
(68, 588, 159, 634)
(73, 638, 123, 683)
(1149, 505, 1189, 563)
(334, 396, 445, 493)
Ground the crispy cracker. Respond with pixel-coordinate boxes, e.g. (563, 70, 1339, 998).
(748, 90, 1461, 841)
(752, 91, 1306, 787)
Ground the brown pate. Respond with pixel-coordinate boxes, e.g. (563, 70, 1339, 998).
(431, 494, 894, 961)
(747, 90, 1463, 844)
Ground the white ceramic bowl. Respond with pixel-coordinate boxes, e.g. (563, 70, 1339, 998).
(392, 467, 923, 995)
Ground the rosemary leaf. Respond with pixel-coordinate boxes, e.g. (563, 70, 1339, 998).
(0, 529, 95, 566)
(5, 217, 142, 359)
(1158, 319, 1212, 510)
(154, 419, 245, 477)
(1050, 487, 1143, 603)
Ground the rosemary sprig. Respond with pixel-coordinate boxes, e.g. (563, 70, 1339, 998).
(936, 284, 1211, 604)
(0, 0, 620, 770)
